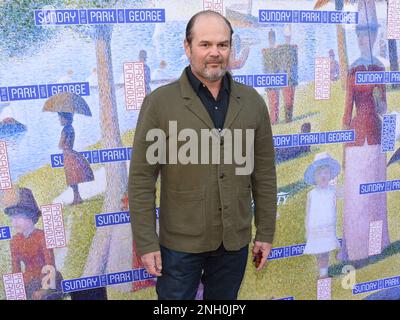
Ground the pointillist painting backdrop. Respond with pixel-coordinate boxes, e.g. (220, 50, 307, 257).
(0, 0, 399, 300)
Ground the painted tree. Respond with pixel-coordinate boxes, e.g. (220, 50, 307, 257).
(70, 1, 131, 290)
(0, 0, 150, 291)
(0, 0, 62, 57)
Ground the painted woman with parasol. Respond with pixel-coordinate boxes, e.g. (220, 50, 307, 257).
(43, 92, 94, 205)
(340, 0, 390, 261)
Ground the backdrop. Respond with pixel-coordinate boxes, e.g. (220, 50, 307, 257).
(0, 0, 399, 300)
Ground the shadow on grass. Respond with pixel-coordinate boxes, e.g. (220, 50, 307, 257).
(328, 240, 400, 277)
(252, 180, 309, 214)
(291, 111, 320, 123)
(273, 111, 320, 125)
(275, 149, 312, 165)
(278, 179, 309, 195)
(363, 286, 400, 300)
(386, 84, 400, 92)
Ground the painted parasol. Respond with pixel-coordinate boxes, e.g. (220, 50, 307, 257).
(42, 92, 92, 116)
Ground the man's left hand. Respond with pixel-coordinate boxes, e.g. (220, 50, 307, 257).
(252, 241, 272, 271)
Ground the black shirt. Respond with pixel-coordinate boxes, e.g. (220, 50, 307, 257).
(185, 66, 230, 130)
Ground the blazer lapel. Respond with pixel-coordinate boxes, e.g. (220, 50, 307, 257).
(179, 70, 214, 129)
(224, 79, 243, 129)
(184, 99, 214, 130)
(179, 70, 243, 130)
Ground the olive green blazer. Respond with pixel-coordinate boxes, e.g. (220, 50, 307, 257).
(128, 70, 277, 256)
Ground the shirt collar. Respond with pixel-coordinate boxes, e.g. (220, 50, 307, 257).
(185, 66, 230, 95)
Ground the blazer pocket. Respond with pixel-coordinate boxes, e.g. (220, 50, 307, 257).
(163, 189, 205, 236)
(236, 186, 253, 232)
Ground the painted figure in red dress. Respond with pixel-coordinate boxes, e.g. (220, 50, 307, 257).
(4, 188, 63, 299)
(340, 0, 390, 262)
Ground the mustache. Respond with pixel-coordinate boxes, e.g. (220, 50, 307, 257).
(206, 60, 223, 64)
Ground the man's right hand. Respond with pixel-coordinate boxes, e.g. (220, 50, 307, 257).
(140, 251, 162, 277)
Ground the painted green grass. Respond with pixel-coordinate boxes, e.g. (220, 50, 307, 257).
(1, 81, 399, 300)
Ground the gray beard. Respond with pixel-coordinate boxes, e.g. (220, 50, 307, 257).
(200, 67, 227, 82)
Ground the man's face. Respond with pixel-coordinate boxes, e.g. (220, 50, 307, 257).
(184, 15, 231, 82)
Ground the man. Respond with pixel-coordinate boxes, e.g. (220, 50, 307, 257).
(128, 10, 277, 300)
(263, 28, 280, 124)
(278, 24, 298, 123)
(228, 33, 250, 71)
(139, 49, 152, 95)
(329, 49, 340, 82)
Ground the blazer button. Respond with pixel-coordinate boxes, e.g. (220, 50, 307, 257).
(220, 137, 224, 146)
(218, 207, 222, 211)
(219, 173, 225, 179)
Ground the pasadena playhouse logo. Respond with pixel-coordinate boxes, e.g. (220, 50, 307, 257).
(145, 121, 254, 175)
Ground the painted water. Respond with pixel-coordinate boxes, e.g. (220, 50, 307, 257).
(0, 0, 396, 181)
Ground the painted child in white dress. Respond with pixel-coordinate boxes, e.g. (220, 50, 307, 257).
(303, 152, 341, 279)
